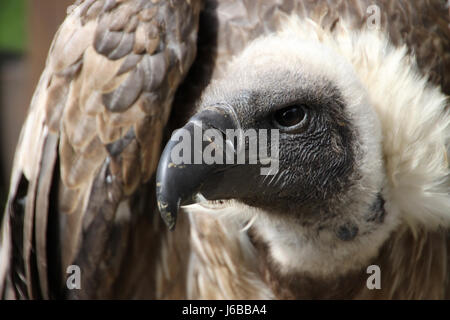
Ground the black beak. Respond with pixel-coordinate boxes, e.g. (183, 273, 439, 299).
(156, 105, 270, 230)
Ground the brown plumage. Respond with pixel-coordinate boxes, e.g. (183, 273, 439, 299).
(0, 0, 449, 299)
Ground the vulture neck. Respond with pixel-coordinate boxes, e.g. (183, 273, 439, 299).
(248, 225, 449, 299)
(248, 227, 368, 299)
(186, 205, 448, 299)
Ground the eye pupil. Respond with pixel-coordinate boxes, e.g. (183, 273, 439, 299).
(274, 106, 306, 128)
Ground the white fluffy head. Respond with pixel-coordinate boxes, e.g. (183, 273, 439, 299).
(231, 14, 450, 233)
(186, 15, 450, 278)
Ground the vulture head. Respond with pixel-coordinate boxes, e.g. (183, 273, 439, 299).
(156, 18, 407, 278)
(2, 0, 449, 300)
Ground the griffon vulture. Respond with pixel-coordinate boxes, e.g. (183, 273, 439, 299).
(0, 0, 449, 299)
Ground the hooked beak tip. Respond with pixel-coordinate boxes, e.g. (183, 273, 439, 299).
(157, 197, 178, 231)
(155, 104, 242, 231)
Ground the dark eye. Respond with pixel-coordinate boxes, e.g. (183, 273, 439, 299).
(273, 105, 307, 131)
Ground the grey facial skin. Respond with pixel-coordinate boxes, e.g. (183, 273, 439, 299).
(156, 64, 374, 233)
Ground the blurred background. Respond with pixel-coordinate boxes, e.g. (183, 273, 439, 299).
(0, 0, 73, 215)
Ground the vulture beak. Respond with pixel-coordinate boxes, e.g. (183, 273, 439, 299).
(156, 105, 272, 230)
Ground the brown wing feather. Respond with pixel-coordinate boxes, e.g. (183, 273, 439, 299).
(1, 0, 201, 299)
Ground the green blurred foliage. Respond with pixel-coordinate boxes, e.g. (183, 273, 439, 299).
(0, 0, 26, 53)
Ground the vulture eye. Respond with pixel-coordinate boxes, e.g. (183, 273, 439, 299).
(273, 105, 307, 131)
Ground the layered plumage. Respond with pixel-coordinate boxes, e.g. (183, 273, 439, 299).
(0, 0, 449, 299)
